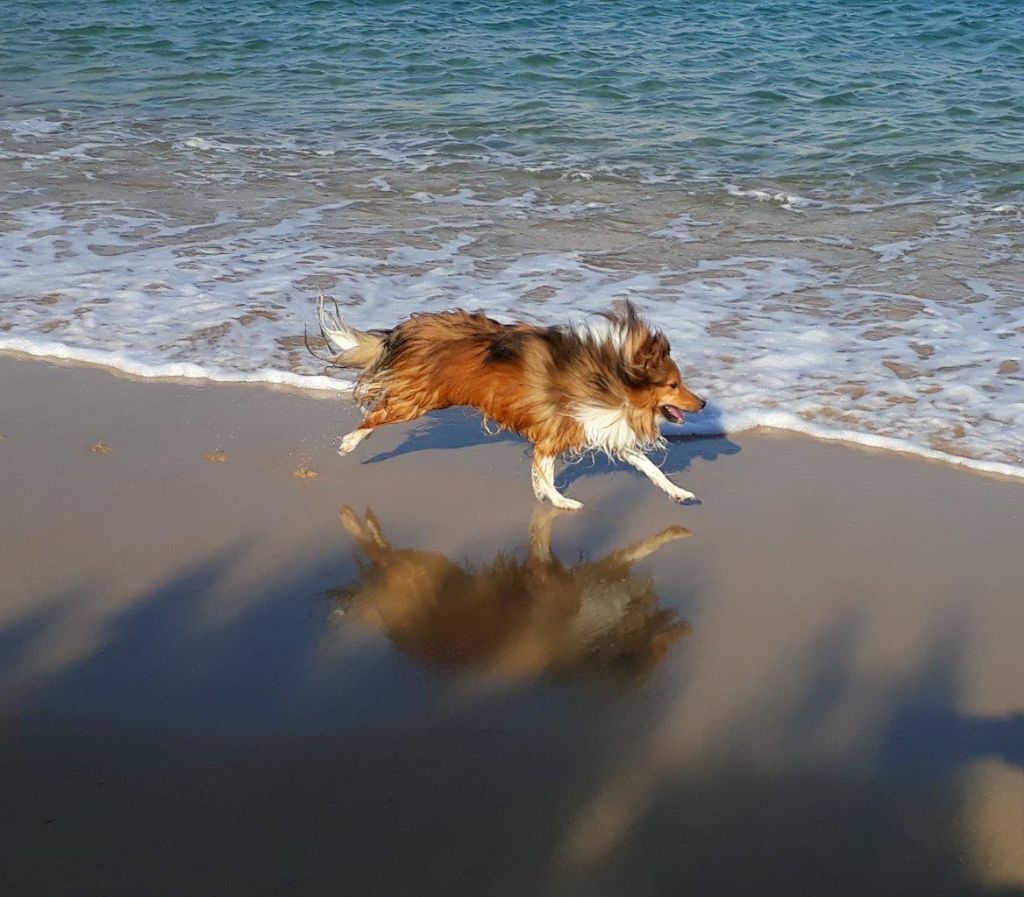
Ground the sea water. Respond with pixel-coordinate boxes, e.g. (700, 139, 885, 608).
(2, 0, 1022, 475)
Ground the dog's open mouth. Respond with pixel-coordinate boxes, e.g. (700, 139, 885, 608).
(660, 405, 686, 424)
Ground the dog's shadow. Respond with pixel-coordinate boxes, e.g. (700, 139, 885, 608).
(363, 408, 523, 464)
(365, 405, 741, 488)
(556, 435, 740, 494)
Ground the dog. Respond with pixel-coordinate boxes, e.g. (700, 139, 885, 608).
(328, 506, 692, 683)
(315, 296, 706, 509)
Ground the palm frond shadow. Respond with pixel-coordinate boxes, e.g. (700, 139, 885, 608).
(2, 522, 1023, 896)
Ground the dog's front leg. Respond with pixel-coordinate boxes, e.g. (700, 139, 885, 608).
(527, 507, 562, 564)
(531, 453, 583, 511)
(601, 525, 692, 568)
(621, 450, 696, 504)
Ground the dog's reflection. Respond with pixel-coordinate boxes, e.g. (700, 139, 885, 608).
(327, 507, 692, 683)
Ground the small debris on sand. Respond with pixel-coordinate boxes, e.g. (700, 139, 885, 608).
(292, 466, 319, 480)
(203, 451, 228, 462)
(89, 442, 112, 454)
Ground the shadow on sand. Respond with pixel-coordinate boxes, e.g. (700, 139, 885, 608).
(363, 408, 522, 464)
(362, 406, 741, 496)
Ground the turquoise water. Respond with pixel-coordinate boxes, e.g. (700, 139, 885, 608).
(5, 0, 1024, 191)
(1, 0, 1023, 473)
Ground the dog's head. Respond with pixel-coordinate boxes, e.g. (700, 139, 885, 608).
(612, 302, 706, 424)
(643, 349, 706, 424)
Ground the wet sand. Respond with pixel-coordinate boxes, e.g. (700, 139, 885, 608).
(1, 355, 1023, 897)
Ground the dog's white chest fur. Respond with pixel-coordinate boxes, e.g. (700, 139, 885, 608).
(574, 403, 639, 456)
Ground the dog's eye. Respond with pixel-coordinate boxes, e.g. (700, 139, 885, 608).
(669, 381, 679, 389)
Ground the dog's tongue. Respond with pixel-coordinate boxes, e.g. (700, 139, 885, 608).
(663, 405, 685, 423)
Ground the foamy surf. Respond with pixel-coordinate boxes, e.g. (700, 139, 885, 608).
(0, 336, 352, 394)
(725, 185, 816, 210)
(670, 411, 1024, 481)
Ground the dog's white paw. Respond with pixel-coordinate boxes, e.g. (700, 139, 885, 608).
(338, 434, 361, 455)
(669, 487, 696, 504)
(550, 495, 584, 511)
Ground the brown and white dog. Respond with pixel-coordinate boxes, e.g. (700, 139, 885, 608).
(316, 296, 706, 509)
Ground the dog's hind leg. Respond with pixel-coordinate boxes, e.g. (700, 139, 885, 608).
(621, 449, 696, 503)
(338, 403, 428, 455)
(339, 426, 374, 455)
(531, 452, 583, 511)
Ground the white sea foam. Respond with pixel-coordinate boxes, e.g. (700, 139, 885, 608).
(180, 136, 219, 151)
(652, 213, 712, 242)
(0, 335, 352, 392)
(870, 240, 916, 263)
(668, 408, 1024, 479)
(410, 187, 606, 219)
(725, 184, 815, 210)
(1, 117, 67, 138)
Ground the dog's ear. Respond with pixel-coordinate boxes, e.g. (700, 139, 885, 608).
(635, 330, 669, 374)
(620, 329, 669, 386)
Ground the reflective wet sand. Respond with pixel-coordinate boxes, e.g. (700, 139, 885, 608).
(330, 505, 692, 684)
(1, 356, 1022, 896)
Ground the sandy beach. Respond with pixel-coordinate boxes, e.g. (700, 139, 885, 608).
(1, 354, 1022, 896)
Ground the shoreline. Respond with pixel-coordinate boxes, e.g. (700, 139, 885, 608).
(3, 345, 1022, 485)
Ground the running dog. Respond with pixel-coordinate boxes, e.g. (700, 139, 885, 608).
(316, 297, 706, 509)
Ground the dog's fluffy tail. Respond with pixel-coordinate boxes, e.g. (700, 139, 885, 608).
(316, 292, 387, 369)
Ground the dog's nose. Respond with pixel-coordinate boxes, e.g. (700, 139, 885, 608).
(698, 397, 707, 411)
